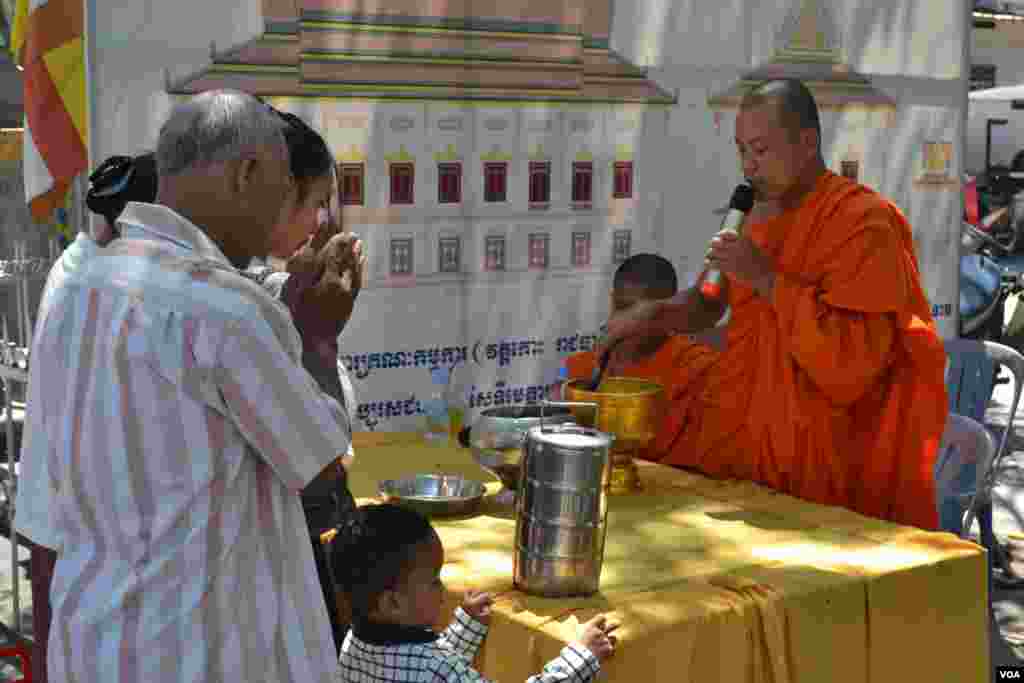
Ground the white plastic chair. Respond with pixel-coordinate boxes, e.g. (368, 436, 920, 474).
(943, 338, 1024, 584)
(935, 413, 997, 538)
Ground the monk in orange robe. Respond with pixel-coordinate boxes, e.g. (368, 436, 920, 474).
(564, 254, 720, 391)
(603, 79, 948, 530)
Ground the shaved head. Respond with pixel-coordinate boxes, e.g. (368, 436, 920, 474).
(614, 253, 678, 299)
(740, 79, 821, 152)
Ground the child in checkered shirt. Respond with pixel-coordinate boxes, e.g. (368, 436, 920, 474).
(332, 503, 618, 682)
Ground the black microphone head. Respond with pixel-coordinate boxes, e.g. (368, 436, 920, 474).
(729, 182, 755, 213)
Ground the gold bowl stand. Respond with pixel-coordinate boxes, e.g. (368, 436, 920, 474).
(562, 377, 665, 494)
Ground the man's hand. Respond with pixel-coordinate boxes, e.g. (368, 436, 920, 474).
(462, 591, 494, 624)
(705, 232, 775, 297)
(303, 455, 348, 499)
(284, 212, 341, 290)
(285, 232, 366, 340)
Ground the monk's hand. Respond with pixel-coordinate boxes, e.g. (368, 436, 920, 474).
(598, 335, 653, 375)
(706, 232, 776, 298)
(604, 352, 633, 377)
(604, 299, 664, 349)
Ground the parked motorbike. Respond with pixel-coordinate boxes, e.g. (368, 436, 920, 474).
(960, 220, 1024, 347)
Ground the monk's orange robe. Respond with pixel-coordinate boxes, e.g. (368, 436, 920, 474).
(592, 172, 947, 530)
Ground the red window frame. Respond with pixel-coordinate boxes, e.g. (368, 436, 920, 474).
(572, 161, 593, 205)
(438, 162, 462, 204)
(389, 162, 415, 205)
(529, 161, 551, 204)
(339, 163, 365, 206)
(613, 161, 633, 199)
(484, 162, 508, 203)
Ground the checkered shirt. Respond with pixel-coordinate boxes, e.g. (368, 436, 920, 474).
(337, 607, 602, 683)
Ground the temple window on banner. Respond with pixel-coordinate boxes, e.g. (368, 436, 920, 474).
(389, 163, 414, 204)
(438, 163, 462, 204)
(439, 236, 461, 273)
(529, 161, 551, 207)
(613, 161, 634, 198)
(485, 236, 506, 271)
(340, 163, 365, 205)
(390, 238, 413, 275)
(484, 162, 508, 203)
(529, 233, 550, 269)
(572, 231, 592, 267)
(613, 230, 631, 263)
(572, 161, 593, 208)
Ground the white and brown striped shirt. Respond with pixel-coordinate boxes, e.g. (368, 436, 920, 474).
(15, 202, 351, 683)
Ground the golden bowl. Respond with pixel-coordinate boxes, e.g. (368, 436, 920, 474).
(562, 377, 665, 455)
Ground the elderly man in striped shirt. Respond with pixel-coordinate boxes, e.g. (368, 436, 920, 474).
(15, 90, 352, 683)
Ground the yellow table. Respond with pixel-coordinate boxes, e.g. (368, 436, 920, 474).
(343, 432, 989, 682)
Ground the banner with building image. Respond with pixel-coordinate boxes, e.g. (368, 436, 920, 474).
(130, 0, 966, 432)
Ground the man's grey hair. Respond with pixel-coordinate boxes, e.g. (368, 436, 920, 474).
(155, 90, 287, 177)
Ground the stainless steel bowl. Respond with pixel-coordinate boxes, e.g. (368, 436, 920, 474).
(460, 405, 576, 492)
(378, 474, 486, 517)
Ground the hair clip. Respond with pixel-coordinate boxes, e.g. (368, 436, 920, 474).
(89, 155, 133, 185)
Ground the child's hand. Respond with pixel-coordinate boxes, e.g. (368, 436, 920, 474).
(462, 591, 494, 623)
(575, 614, 619, 662)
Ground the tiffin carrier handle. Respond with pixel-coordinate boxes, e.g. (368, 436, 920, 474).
(539, 400, 599, 433)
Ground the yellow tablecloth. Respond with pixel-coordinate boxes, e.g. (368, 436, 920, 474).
(341, 432, 989, 682)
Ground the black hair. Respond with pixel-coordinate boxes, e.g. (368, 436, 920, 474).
(271, 109, 334, 204)
(330, 503, 437, 623)
(85, 152, 159, 226)
(613, 253, 678, 298)
(742, 78, 822, 152)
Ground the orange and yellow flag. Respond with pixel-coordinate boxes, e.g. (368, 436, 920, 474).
(10, 0, 88, 224)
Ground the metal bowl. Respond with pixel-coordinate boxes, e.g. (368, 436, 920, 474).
(462, 405, 576, 492)
(378, 474, 486, 517)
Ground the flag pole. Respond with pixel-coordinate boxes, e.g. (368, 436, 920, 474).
(82, 0, 96, 237)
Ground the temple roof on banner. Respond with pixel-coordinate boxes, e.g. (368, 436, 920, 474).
(707, 0, 896, 115)
(167, 0, 675, 106)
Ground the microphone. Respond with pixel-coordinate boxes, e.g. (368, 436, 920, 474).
(699, 181, 755, 300)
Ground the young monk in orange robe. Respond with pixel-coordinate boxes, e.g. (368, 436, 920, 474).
(564, 254, 720, 392)
(603, 79, 948, 530)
